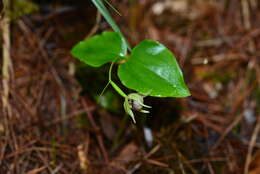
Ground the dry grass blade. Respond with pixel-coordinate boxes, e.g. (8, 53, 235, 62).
(212, 114, 244, 150)
(145, 159, 169, 168)
(244, 117, 260, 174)
(25, 166, 47, 174)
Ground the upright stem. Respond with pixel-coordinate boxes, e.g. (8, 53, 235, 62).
(108, 62, 127, 98)
(2, 0, 12, 116)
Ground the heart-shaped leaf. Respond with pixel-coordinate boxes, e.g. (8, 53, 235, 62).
(71, 31, 127, 67)
(118, 40, 190, 97)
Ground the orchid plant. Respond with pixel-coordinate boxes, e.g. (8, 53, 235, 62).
(71, 0, 190, 123)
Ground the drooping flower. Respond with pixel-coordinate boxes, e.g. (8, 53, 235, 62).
(123, 93, 151, 123)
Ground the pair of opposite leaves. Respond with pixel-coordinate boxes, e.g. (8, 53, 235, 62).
(71, 31, 190, 98)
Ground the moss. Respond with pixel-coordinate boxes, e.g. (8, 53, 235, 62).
(11, 0, 39, 19)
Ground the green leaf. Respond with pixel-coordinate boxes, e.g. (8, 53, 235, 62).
(118, 40, 190, 97)
(71, 31, 127, 67)
(91, 0, 131, 51)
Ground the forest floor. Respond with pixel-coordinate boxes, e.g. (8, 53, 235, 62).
(0, 0, 260, 174)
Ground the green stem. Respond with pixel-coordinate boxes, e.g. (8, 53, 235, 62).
(109, 62, 127, 98)
(110, 81, 127, 98)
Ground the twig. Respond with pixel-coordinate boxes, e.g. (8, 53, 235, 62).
(207, 162, 215, 174)
(145, 159, 168, 167)
(250, 0, 257, 10)
(196, 114, 224, 134)
(0, 142, 7, 166)
(212, 114, 243, 150)
(1, 0, 12, 117)
(241, 0, 255, 52)
(51, 164, 63, 174)
(186, 157, 226, 164)
(244, 117, 260, 174)
(126, 145, 161, 174)
(77, 134, 90, 171)
(25, 166, 47, 174)
(3, 140, 37, 159)
(17, 19, 69, 134)
(85, 10, 101, 39)
(175, 147, 198, 174)
(241, 0, 251, 30)
(46, 108, 94, 127)
(81, 99, 109, 163)
(152, 155, 226, 164)
(179, 159, 186, 174)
